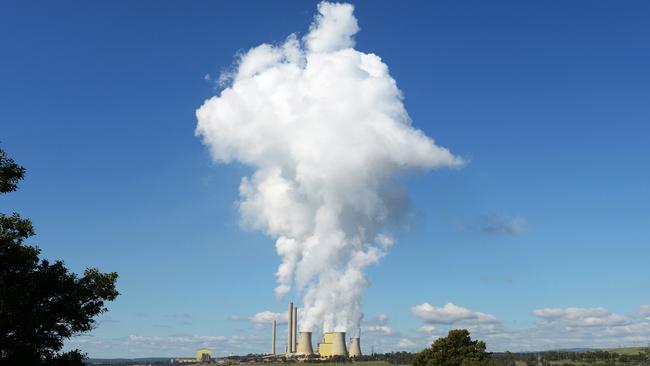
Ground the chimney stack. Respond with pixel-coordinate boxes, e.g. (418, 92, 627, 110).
(287, 302, 293, 354)
(271, 319, 276, 355)
(292, 307, 298, 352)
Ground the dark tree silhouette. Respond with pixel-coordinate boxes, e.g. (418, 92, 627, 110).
(0, 148, 119, 366)
(413, 329, 495, 366)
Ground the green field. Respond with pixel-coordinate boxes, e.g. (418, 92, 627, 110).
(602, 347, 647, 355)
(513, 347, 649, 366)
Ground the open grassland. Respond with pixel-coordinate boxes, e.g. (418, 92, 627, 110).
(602, 347, 647, 355)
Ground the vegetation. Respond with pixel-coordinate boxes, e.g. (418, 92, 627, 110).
(492, 347, 650, 366)
(411, 329, 650, 366)
(358, 352, 416, 365)
(413, 329, 495, 366)
(0, 148, 119, 366)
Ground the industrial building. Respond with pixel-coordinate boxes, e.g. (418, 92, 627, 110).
(174, 348, 213, 363)
(196, 348, 212, 362)
(317, 332, 347, 357)
(270, 301, 362, 359)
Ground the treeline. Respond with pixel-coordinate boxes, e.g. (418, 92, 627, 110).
(225, 351, 417, 364)
(492, 349, 650, 366)
(357, 351, 417, 364)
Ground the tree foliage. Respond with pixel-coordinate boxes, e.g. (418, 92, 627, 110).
(0, 148, 119, 366)
(0, 149, 25, 193)
(413, 329, 494, 366)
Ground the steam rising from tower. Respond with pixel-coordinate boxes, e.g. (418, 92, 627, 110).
(196, 2, 462, 333)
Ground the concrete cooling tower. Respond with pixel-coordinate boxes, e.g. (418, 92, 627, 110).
(318, 332, 348, 357)
(331, 332, 348, 357)
(349, 337, 361, 357)
(296, 331, 314, 355)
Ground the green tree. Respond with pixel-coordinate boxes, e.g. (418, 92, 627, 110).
(413, 329, 494, 366)
(0, 148, 119, 366)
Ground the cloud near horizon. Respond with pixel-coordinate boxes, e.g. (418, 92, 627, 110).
(409, 303, 650, 352)
(68, 305, 650, 358)
(532, 307, 628, 327)
(361, 313, 397, 335)
(411, 302, 500, 325)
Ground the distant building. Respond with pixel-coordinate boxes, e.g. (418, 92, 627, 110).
(196, 348, 213, 362)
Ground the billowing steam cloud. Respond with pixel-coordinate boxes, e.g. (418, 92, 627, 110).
(196, 2, 462, 334)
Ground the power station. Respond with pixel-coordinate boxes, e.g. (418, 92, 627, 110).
(270, 301, 362, 359)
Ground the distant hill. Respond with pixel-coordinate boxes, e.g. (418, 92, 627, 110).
(501, 347, 647, 354)
(547, 348, 595, 353)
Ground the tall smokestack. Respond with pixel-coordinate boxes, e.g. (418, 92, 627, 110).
(271, 319, 277, 355)
(287, 302, 293, 354)
(296, 331, 314, 355)
(292, 307, 298, 352)
(349, 337, 361, 357)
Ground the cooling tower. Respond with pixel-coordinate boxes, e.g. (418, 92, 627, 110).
(296, 331, 314, 355)
(349, 337, 361, 357)
(331, 332, 348, 357)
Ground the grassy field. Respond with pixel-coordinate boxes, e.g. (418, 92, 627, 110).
(602, 347, 647, 355)
(520, 347, 648, 366)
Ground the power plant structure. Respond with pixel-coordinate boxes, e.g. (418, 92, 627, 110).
(271, 319, 277, 355)
(349, 337, 361, 358)
(296, 331, 314, 355)
(269, 301, 362, 359)
(317, 332, 348, 357)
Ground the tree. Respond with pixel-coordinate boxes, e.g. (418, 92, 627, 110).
(413, 329, 494, 366)
(0, 148, 119, 366)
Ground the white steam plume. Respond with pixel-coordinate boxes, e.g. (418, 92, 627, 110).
(196, 2, 463, 334)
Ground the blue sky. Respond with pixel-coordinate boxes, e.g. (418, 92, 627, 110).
(2, 0, 650, 358)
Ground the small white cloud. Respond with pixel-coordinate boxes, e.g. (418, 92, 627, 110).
(481, 215, 527, 235)
(361, 313, 396, 335)
(411, 302, 500, 325)
(532, 307, 628, 327)
(364, 313, 389, 325)
(418, 325, 438, 334)
(396, 338, 417, 349)
(204, 73, 211, 81)
(249, 311, 288, 329)
(362, 325, 395, 335)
